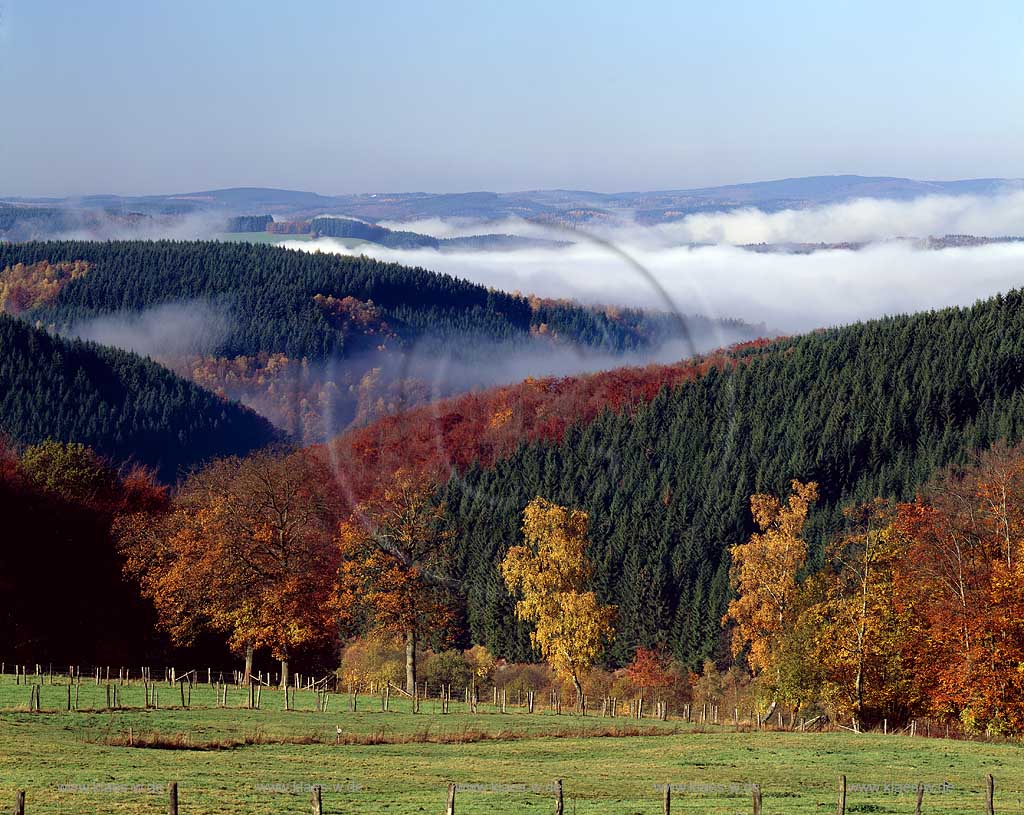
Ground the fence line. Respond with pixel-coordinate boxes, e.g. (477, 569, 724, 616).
(0, 664, 991, 740)
(6, 774, 1010, 814)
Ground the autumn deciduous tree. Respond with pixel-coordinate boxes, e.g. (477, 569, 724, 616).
(724, 480, 818, 709)
(748, 444, 1024, 735)
(338, 638, 404, 691)
(892, 443, 1024, 734)
(336, 471, 456, 695)
(117, 448, 339, 688)
(0, 260, 89, 315)
(625, 646, 672, 700)
(798, 502, 919, 731)
(501, 497, 616, 703)
(20, 440, 119, 504)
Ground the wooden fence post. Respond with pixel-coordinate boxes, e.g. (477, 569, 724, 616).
(311, 784, 323, 815)
(915, 781, 923, 815)
(168, 781, 178, 815)
(837, 774, 846, 815)
(663, 782, 671, 814)
(752, 783, 762, 815)
(554, 779, 564, 815)
(446, 782, 456, 815)
(14, 790, 26, 815)
(986, 774, 994, 815)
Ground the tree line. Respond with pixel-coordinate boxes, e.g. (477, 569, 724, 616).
(118, 453, 615, 699)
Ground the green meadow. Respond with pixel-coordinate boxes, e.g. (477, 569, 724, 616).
(2, 677, 1023, 814)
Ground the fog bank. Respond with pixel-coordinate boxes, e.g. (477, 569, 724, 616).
(65, 300, 230, 358)
(282, 238, 1024, 334)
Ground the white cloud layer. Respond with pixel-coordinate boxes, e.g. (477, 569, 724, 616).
(648, 192, 1024, 245)
(273, 193, 1024, 337)
(280, 237, 1024, 335)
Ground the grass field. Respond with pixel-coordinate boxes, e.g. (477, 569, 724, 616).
(2, 676, 1024, 814)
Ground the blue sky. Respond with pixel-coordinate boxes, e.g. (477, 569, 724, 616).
(1, 0, 1022, 196)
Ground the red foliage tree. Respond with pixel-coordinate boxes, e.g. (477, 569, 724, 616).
(625, 646, 672, 696)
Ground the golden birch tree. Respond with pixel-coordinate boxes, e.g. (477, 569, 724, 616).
(501, 497, 615, 703)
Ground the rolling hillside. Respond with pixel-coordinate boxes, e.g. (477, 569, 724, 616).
(0, 313, 279, 481)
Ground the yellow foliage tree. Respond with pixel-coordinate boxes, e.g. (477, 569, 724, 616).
(501, 497, 615, 702)
(724, 480, 818, 699)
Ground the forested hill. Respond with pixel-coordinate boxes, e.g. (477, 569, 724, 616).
(0, 240, 709, 358)
(334, 291, 1024, 669)
(0, 314, 279, 481)
(0, 241, 757, 438)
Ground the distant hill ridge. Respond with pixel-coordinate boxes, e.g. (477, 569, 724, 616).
(4, 175, 1022, 234)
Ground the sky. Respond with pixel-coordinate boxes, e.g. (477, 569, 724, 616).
(1, 0, 1023, 197)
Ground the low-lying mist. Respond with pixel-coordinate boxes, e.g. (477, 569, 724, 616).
(65, 300, 231, 359)
(56, 298, 756, 443)
(392, 324, 757, 399)
(284, 195, 1024, 335)
(633, 190, 1024, 246)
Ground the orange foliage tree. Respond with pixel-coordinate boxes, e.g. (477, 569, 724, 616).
(893, 443, 1024, 734)
(625, 646, 673, 699)
(117, 448, 339, 687)
(335, 470, 457, 694)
